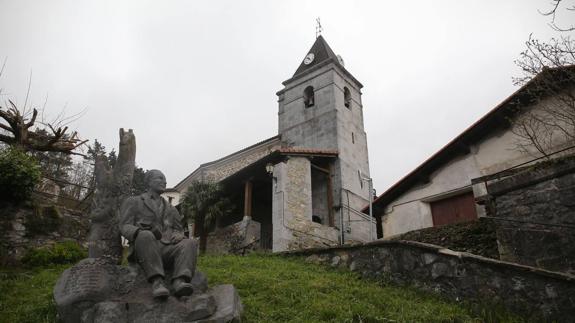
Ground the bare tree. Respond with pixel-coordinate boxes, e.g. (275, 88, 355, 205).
(0, 100, 87, 155)
(539, 0, 575, 32)
(0, 59, 87, 155)
(511, 28, 575, 156)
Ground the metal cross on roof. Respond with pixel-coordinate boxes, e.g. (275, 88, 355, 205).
(315, 17, 323, 38)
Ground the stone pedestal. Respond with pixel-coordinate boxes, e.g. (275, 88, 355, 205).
(54, 258, 243, 323)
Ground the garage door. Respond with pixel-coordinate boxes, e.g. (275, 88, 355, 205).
(430, 191, 478, 226)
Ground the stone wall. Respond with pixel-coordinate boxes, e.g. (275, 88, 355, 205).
(273, 157, 340, 252)
(283, 240, 575, 322)
(0, 204, 89, 265)
(485, 156, 575, 274)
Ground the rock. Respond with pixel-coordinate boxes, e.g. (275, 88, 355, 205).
(12, 221, 26, 232)
(191, 271, 209, 293)
(54, 258, 117, 323)
(197, 285, 243, 323)
(119, 294, 216, 323)
(81, 302, 127, 323)
(330, 256, 340, 267)
(54, 258, 240, 323)
(349, 261, 357, 271)
(422, 253, 437, 265)
(431, 262, 450, 279)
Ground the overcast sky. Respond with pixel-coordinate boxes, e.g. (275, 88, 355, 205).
(0, 0, 569, 192)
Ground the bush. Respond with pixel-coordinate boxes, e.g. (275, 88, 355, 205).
(21, 241, 86, 267)
(0, 147, 41, 204)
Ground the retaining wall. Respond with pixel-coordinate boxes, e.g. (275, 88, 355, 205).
(0, 204, 88, 265)
(282, 240, 575, 322)
(486, 156, 575, 274)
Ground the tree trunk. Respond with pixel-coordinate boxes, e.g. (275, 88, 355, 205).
(87, 129, 136, 263)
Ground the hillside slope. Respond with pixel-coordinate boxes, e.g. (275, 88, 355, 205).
(0, 253, 521, 322)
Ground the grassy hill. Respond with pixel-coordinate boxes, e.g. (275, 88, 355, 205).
(0, 253, 522, 322)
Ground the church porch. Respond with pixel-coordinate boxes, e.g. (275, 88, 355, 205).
(203, 154, 279, 254)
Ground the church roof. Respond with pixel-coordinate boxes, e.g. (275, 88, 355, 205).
(278, 35, 363, 90)
(293, 35, 340, 77)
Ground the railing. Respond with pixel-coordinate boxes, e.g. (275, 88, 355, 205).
(472, 144, 575, 185)
(471, 145, 575, 231)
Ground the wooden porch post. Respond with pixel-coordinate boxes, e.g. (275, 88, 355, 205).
(327, 163, 334, 227)
(243, 180, 253, 220)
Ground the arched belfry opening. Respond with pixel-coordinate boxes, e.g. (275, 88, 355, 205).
(303, 86, 315, 108)
(344, 87, 351, 109)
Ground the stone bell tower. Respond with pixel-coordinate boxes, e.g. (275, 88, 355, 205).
(272, 35, 373, 251)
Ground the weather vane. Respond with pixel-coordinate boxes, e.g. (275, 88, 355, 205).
(315, 17, 323, 38)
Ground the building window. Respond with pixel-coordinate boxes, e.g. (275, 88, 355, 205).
(344, 87, 351, 109)
(304, 86, 315, 108)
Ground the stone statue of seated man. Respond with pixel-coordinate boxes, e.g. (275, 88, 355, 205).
(120, 169, 197, 299)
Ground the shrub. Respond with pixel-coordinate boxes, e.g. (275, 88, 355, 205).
(21, 241, 86, 267)
(0, 147, 41, 204)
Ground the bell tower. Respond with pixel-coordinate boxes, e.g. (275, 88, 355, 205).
(274, 35, 373, 247)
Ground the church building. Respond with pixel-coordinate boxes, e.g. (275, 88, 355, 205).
(170, 35, 375, 252)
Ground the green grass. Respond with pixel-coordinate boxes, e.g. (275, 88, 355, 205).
(0, 265, 66, 323)
(199, 254, 521, 323)
(0, 254, 523, 323)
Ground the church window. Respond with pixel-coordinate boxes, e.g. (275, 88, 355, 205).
(352, 132, 355, 144)
(304, 86, 315, 108)
(344, 87, 351, 108)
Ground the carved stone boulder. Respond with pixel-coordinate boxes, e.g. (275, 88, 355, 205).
(54, 258, 243, 323)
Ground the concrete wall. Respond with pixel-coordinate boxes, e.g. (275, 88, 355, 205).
(284, 240, 575, 322)
(381, 95, 574, 237)
(382, 153, 481, 237)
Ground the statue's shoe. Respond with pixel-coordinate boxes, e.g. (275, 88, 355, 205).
(152, 279, 170, 299)
(173, 278, 194, 297)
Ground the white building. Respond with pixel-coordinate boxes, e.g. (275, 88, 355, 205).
(370, 66, 575, 238)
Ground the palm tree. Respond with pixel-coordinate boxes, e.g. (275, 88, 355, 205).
(181, 181, 232, 252)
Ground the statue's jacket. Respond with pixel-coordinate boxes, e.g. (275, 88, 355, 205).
(119, 192, 185, 259)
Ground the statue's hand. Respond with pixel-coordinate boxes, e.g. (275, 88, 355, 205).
(151, 228, 163, 240)
(171, 232, 185, 244)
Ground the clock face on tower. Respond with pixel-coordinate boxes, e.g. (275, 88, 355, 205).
(303, 53, 315, 65)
